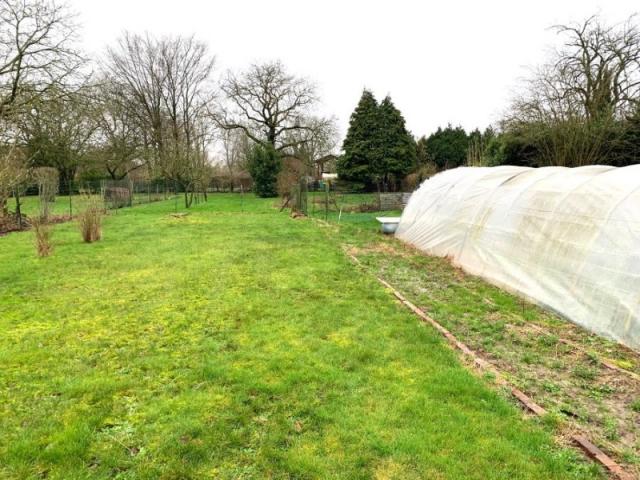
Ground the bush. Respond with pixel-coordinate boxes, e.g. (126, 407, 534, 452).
(33, 167, 59, 220)
(32, 218, 53, 257)
(277, 156, 309, 214)
(402, 163, 438, 191)
(103, 186, 131, 209)
(332, 179, 366, 193)
(248, 144, 281, 198)
(78, 199, 103, 243)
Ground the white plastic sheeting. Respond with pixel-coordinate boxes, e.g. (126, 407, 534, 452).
(396, 165, 640, 350)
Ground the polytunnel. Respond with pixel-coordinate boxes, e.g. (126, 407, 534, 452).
(395, 165, 640, 350)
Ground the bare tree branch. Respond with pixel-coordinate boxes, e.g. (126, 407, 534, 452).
(0, 0, 84, 118)
(215, 61, 322, 152)
(104, 32, 216, 207)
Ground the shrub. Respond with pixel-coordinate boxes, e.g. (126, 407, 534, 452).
(33, 167, 59, 220)
(78, 199, 103, 243)
(32, 218, 53, 257)
(277, 156, 309, 214)
(248, 144, 281, 198)
(332, 179, 366, 193)
(402, 163, 438, 191)
(103, 186, 131, 209)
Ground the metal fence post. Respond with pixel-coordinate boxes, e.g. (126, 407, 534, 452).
(324, 183, 329, 221)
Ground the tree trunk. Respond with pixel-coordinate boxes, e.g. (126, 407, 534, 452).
(267, 128, 277, 149)
(184, 184, 194, 208)
(58, 168, 76, 196)
(15, 190, 22, 229)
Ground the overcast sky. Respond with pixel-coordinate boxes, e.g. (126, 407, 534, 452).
(69, 0, 638, 141)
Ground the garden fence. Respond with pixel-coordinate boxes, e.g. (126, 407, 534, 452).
(296, 182, 411, 222)
(9, 178, 177, 230)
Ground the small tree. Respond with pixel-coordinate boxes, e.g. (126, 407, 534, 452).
(248, 144, 281, 197)
(0, 146, 28, 223)
(33, 167, 59, 220)
(18, 88, 98, 194)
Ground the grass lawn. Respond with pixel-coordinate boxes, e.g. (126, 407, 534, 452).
(335, 210, 640, 476)
(0, 195, 601, 479)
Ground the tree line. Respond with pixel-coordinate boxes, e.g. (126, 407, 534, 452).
(1, 1, 639, 216)
(0, 0, 338, 214)
(338, 14, 640, 191)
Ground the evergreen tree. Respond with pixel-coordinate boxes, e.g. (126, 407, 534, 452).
(247, 144, 281, 197)
(338, 90, 381, 185)
(425, 125, 469, 169)
(338, 90, 415, 189)
(376, 96, 416, 189)
(610, 108, 640, 166)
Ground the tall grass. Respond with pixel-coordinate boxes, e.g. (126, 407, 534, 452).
(78, 199, 103, 243)
(31, 218, 53, 257)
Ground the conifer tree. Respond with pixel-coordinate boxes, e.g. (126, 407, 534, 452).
(247, 144, 281, 197)
(376, 96, 416, 189)
(338, 90, 381, 184)
(339, 91, 415, 189)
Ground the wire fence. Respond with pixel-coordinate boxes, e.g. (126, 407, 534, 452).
(5, 179, 177, 231)
(2, 176, 409, 235)
(289, 181, 411, 223)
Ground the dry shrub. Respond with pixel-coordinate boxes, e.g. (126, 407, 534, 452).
(103, 186, 130, 209)
(277, 156, 310, 214)
(33, 167, 59, 220)
(277, 156, 309, 197)
(403, 163, 438, 191)
(32, 218, 53, 257)
(0, 147, 28, 217)
(78, 199, 103, 243)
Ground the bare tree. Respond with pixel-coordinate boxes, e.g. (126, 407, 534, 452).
(94, 79, 145, 179)
(0, 145, 27, 216)
(105, 33, 166, 165)
(0, 0, 83, 118)
(217, 61, 329, 151)
(286, 116, 339, 177)
(32, 165, 57, 219)
(504, 14, 640, 166)
(105, 33, 216, 207)
(16, 86, 98, 193)
(552, 15, 640, 120)
(220, 128, 249, 191)
(158, 35, 215, 205)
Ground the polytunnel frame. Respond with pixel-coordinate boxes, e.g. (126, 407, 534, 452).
(396, 165, 640, 350)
